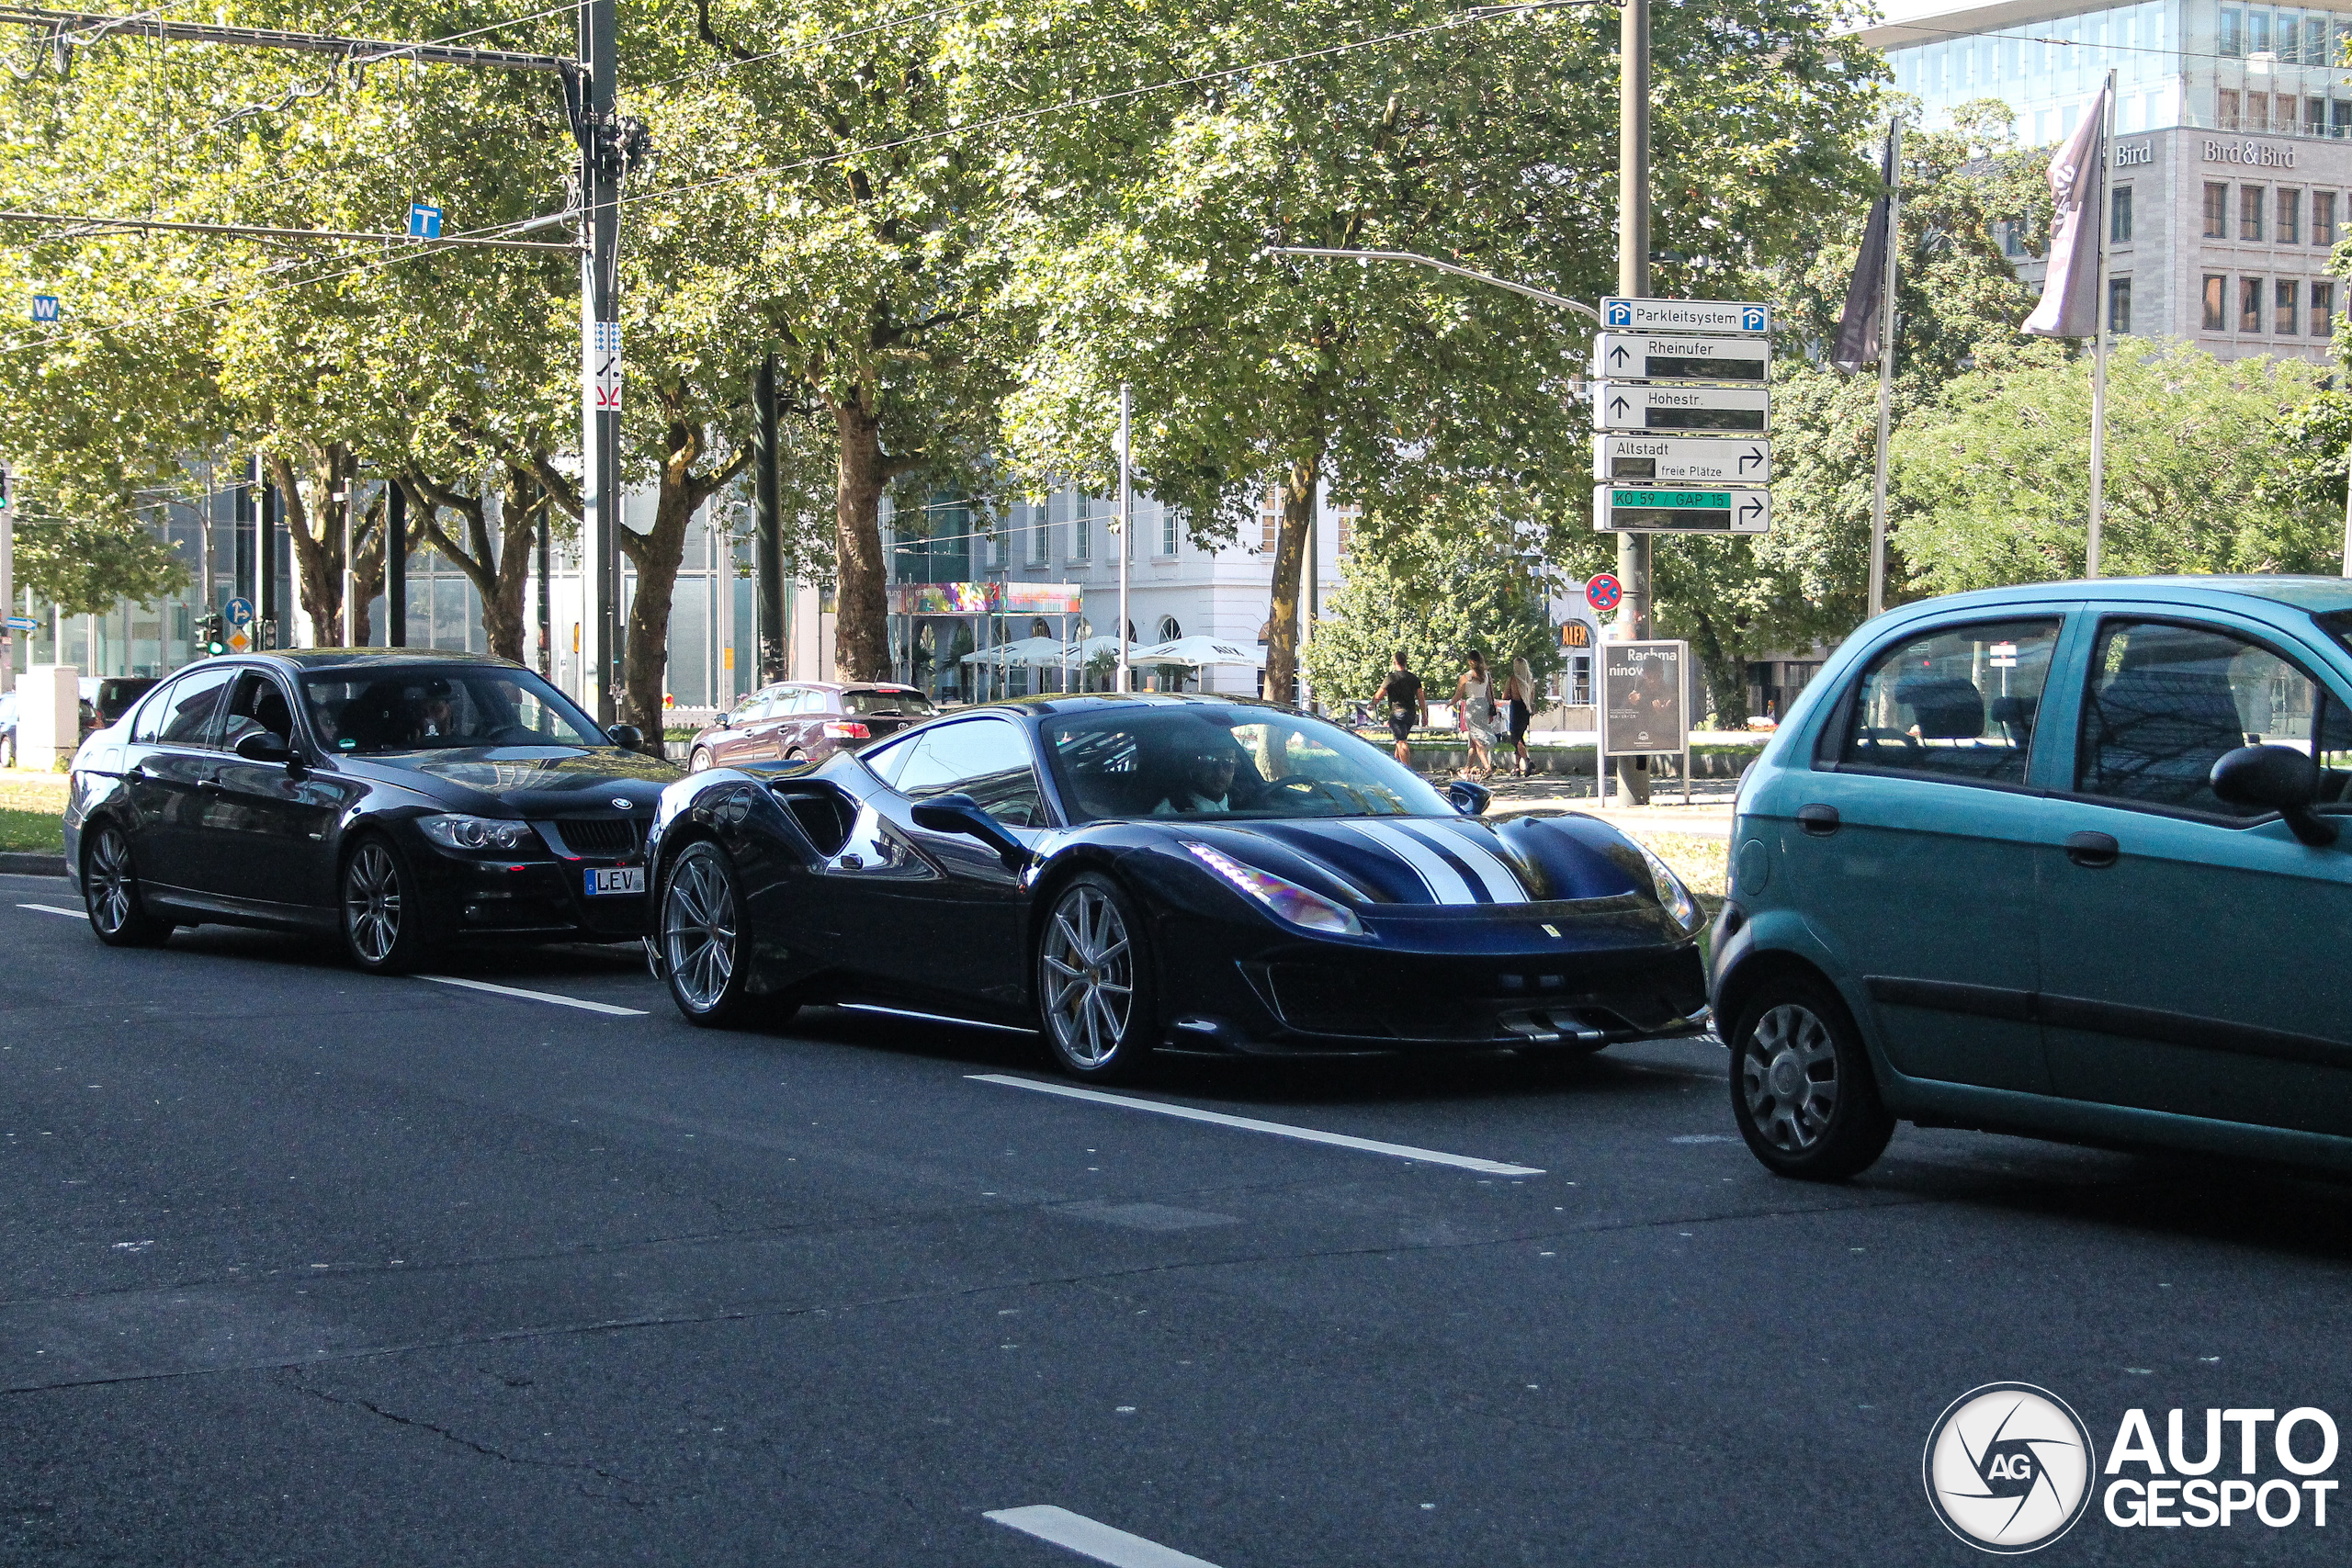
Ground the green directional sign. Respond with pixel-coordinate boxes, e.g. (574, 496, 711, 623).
(1593, 483, 1770, 535)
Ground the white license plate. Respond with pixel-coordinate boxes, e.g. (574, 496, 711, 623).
(585, 866, 646, 897)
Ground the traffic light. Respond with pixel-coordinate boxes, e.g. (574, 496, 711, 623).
(0, 465, 10, 509)
(198, 614, 224, 657)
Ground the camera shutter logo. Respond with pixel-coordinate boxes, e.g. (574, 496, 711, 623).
(1923, 1383, 2097, 1553)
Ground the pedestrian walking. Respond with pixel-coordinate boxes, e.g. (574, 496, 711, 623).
(1454, 650, 1496, 780)
(1507, 656, 1537, 777)
(1373, 649, 1427, 768)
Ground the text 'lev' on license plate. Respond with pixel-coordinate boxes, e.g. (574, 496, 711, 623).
(1593, 485, 1771, 535)
(1593, 381, 1770, 434)
(586, 866, 647, 897)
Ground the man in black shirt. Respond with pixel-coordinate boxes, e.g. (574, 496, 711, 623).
(1374, 649, 1427, 766)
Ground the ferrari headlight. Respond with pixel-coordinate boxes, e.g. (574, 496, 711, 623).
(1182, 840, 1363, 936)
(1634, 839, 1702, 932)
(418, 813, 538, 852)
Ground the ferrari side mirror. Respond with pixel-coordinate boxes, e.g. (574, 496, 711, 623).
(910, 792, 1034, 871)
(1447, 779, 1492, 817)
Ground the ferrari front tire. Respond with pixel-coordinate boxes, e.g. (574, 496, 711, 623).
(1037, 872, 1155, 1081)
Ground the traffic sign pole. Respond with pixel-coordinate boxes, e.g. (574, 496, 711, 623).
(1616, 0, 1650, 804)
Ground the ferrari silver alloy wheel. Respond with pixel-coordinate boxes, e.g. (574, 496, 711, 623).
(344, 842, 403, 965)
(1042, 884, 1133, 1069)
(663, 852, 738, 1012)
(86, 827, 135, 936)
(1741, 1002, 1840, 1153)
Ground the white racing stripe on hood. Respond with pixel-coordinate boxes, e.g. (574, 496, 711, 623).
(1399, 819, 1529, 903)
(1342, 820, 1475, 903)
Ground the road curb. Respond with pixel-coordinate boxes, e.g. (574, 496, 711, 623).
(0, 852, 67, 877)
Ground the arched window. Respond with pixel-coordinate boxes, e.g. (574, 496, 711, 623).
(1156, 615, 1182, 642)
(1256, 619, 1271, 646)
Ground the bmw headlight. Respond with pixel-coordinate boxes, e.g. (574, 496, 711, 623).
(1633, 839, 1702, 932)
(1182, 840, 1363, 936)
(418, 814, 538, 853)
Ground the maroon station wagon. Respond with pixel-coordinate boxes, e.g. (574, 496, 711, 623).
(685, 682, 936, 771)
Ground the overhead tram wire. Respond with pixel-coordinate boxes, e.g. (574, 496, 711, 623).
(0, 1, 1610, 359)
(637, 0, 976, 95)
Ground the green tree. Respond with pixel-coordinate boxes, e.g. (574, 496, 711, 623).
(1001, 0, 1883, 705)
(1896, 340, 2340, 586)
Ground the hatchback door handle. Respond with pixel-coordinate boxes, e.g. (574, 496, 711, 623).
(1797, 804, 1840, 836)
(2065, 829, 2120, 869)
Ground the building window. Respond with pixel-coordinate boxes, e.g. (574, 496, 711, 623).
(2110, 186, 2132, 243)
(2242, 185, 2266, 242)
(1026, 502, 1050, 566)
(2277, 277, 2300, 332)
(2203, 275, 2229, 331)
(2281, 189, 2302, 243)
(2336, 100, 2352, 140)
(2253, 9, 2274, 54)
(2204, 182, 2230, 238)
(1156, 615, 1181, 643)
(2314, 280, 2337, 335)
(1159, 505, 1178, 558)
(2278, 94, 2298, 134)
(1257, 489, 1280, 553)
(1069, 494, 1091, 562)
(2312, 96, 2329, 137)
(2242, 276, 2265, 333)
(2219, 89, 2242, 131)
(1332, 501, 1360, 558)
(2222, 6, 2244, 57)
(2307, 17, 2330, 67)
(1997, 218, 2028, 257)
(2316, 191, 2338, 244)
(2109, 276, 2132, 335)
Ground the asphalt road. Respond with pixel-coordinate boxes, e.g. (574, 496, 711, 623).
(3, 870, 2350, 1566)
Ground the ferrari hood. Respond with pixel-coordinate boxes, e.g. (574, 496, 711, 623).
(1187, 814, 1645, 908)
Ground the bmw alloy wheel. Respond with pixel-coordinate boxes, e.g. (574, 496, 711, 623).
(344, 841, 403, 965)
(1739, 1001, 1840, 1154)
(1041, 882, 1134, 1071)
(663, 849, 738, 1013)
(87, 826, 135, 937)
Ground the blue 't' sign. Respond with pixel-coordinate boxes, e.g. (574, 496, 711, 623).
(30, 295, 59, 322)
(407, 203, 443, 240)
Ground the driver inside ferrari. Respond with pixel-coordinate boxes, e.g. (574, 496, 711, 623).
(1152, 743, 1246, 815)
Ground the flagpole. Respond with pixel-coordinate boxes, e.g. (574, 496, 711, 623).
(1867, 118, 1901, 620)
(1116, 381, 1132, 694)
(2086, 71, 2115, 580)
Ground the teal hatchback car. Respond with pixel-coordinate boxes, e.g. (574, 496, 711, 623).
(1711, 576, 2352, 1179)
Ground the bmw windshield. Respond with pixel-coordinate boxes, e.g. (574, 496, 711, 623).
(300, 666, 608, 754)
(1043, 705, 1454, 822)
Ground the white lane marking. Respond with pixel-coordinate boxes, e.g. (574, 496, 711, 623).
(1348, 819, 1475, 903)
(16, 903, 84, 919)
(414, 974, 648, 1016)
(985, 1506, 1223, 1568)
(1402, 818, 1527, 902)
(969, 1075, 1545, 1176)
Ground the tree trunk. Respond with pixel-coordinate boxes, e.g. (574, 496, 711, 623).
(831, 391, 891, 682)
(1683, 601, 1749, 729)
(614, 389, 752, 750)
(268, 446, 352, 646)
(347, 489, 385, 647)
(401, 467, 540, 662)
(1261, 447, 1323, 707)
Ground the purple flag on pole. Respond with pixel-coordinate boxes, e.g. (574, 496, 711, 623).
(2023, 84, 2111, 338)
(1831, 132, 1898, 372)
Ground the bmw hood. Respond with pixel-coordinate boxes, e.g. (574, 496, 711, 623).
(342, 746, 681, 817)
(1183, 813, 1646, 908)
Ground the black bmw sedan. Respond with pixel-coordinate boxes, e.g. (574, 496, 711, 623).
(643, 694, 1711, 1078)
(62, 651, 678, 972)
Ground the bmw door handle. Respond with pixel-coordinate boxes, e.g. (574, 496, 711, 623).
(1797, 804, 1840, 837)
(2064, 830, 2120, 869)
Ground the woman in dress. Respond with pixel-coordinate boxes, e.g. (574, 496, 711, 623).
(1507, 656, 1537, 777)
(1454, 650, 1497, 780)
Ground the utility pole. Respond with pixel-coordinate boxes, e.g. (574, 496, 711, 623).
(753, 354, 786, 682)
(1866, 119, 1901, 621)
(259, 473, 278, 649)
(578, 0, 623, 727)
(537, 512, 552, 675)
(0, 460, 12, 695)
(386, 481, 407, 646)
(1615, 0, 1652, 805)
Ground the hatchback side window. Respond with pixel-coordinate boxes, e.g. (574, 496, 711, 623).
(1838, 617, 2062, 784)
(153, 665, 236, 748)
(2075, 620, 2329, 817)
(892, 719, 1047, 826)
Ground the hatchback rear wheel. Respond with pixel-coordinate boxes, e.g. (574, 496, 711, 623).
(1727, 975, 1894, 1180)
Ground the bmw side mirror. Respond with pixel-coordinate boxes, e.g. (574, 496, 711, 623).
(910, 792, 1034, 871)
(1448, 779, 1492, 817)
(2212, 744, 2338, 847)
(606, 724, 644, 751)
(233, 729, 295, 766)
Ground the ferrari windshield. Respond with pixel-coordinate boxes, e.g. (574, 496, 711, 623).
(1043, 705, 1454, 822)
(300, 665, 607, 754)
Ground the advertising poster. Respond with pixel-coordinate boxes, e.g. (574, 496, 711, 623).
(1600, 637, 1689, 756)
